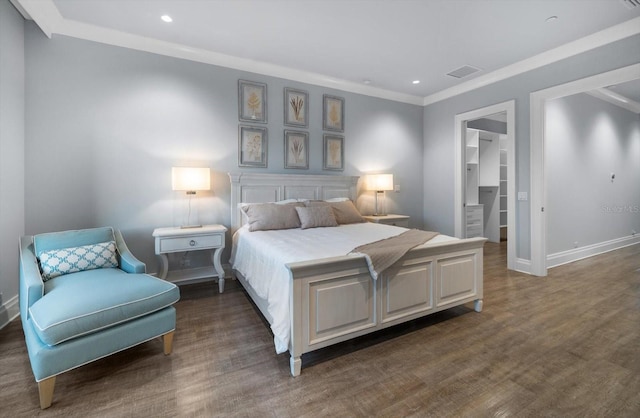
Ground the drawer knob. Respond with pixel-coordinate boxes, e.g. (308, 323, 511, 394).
(189, 240, 196, 247)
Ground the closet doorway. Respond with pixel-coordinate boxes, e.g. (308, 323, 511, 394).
(455, 101, 515, 270)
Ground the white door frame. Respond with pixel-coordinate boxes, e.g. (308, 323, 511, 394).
(455, 100, 516, 270)
(529, 63, 640, 276)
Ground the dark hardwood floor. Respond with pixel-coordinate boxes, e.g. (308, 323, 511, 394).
(1, 242, 639, 417)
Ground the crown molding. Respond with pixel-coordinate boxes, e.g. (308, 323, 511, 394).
(586, 88, 640, 114)
(16, 1, 640, 107)
(422, 16, 640, 106)
(16, 0, 424, 106)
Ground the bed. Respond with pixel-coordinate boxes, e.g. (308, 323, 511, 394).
(229, 172, 486, 376)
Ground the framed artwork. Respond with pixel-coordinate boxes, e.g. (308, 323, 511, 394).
(284, 88, 309, 127)
(323, 134, 344, 171)
(238, 80, 267, 123)
(238, 125, 268, 167)
(323, 94, 344, 132)
(284, 130, 309, 169)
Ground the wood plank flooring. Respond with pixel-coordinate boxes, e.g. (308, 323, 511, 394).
(1, 242, 639, 417)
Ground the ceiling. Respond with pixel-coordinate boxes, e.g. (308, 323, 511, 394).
(14, 0, 640, 105)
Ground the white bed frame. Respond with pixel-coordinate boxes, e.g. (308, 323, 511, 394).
(229, 172, 486, 376)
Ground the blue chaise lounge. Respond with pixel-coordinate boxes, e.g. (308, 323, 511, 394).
(19, 227, 180, 408)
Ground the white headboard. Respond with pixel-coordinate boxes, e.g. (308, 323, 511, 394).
(228, 172, 359, 233)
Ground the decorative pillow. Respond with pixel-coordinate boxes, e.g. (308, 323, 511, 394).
(39, 241, 118, 281)
(242, 202, 303, 231)
(306, 199, 364, 224)
(295, 206, 339, 229)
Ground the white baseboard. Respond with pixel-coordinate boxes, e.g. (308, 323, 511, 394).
(547, 235, 640, 269)
(0, 294, 20, 330)
(515, 258, 532, 274)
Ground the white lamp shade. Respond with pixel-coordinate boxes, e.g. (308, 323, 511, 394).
(172, 167, 211, 192)
(366, 174, 394, 191)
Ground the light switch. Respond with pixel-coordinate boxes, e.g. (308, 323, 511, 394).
(394, 184, 401, 192)
(518, 192, 528, 201)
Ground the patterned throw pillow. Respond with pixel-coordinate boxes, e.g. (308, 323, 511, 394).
(39, 241, 118, 281)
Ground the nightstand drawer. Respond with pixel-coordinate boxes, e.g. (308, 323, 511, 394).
(158, 234, 223, 253)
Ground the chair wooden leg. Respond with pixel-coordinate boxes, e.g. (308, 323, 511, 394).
(163, 331, 175, 355)
(38, 376, 56, 409)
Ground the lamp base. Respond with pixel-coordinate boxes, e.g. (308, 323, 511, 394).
(374, 191, 387, 216)
(180, 224, 203, 229)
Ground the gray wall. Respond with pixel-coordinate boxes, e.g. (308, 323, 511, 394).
(423, 33, 640, 261)
(24, 23, 424, 274)
(546, 93, 640, 254)
(0, 0, 25, 327)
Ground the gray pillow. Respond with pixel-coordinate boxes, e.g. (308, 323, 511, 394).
(295, 206, 339, 229)
(305, 199, 364, 224)
(242, 202, 303, 231)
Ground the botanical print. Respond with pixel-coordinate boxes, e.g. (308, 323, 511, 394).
(284, 130, 308, 169)
(290, 96, 304, 122)
(323, 95, 344, 132)
(323, 134, 344, 171)
(284, 88, 308, 127)
(238, 80, 267, 123)
(239, 125, 267, 167)
(246, 90, 262, 119)
(244, 132, 263, 162)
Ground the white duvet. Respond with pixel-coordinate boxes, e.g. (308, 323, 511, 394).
(230, 223, 456, 354)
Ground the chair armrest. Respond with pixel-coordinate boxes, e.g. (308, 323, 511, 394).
(114, 229, 146, 274)
(19, 236, 44, 321)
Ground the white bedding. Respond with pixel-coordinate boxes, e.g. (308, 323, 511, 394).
(231, 223, 457, 354)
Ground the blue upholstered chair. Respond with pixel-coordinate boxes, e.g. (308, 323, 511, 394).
(19, 227, 180, 409)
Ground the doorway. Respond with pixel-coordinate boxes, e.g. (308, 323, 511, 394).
(529, 63, 640, 276)
(455, 101, 515, 270)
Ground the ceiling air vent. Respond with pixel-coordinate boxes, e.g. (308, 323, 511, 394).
(620, 0, 640, 10)
(446, 65, 481, 79)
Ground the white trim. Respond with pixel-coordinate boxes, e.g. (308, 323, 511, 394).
(16, 0, 640, 106)
(16, 0, 423, 105)
(0, 294, 20, 330)
(423, 16, 640, 106)
(585, 88, 640, 114)
(515, 258, 532, 275)
(454, 100, 516, 271)
(530, 63, 640, 277)
(547, 236, 640, 269)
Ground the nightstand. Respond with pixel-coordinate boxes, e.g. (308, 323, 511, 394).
(152, 225, 227, 292)
(362, 214, 410, 228)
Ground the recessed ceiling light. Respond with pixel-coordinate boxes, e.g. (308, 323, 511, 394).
(161, 15, 173, 23)
(545, 16, 558, 23)
(412, 80, 420, 84)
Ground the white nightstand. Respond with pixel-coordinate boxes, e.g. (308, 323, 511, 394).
(152, 225, 227, 292)
(362, 214, 410, 228)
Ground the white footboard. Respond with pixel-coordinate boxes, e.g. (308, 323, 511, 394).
(286, 237, 486, 376)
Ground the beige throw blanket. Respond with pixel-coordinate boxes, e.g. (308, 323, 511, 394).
(350, 229, 439, 280)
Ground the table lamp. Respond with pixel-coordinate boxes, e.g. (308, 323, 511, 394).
(172, 167, 210, 228)
(366, 174, 394, 216)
